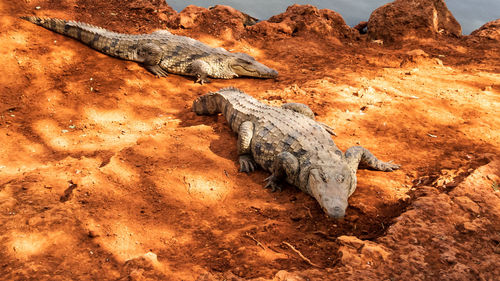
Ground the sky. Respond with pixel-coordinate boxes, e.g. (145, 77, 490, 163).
(166, 0, 499, 35)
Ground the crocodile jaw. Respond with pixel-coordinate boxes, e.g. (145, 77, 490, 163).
(228, 54, 278, 78)
(230, 63, 278, 78)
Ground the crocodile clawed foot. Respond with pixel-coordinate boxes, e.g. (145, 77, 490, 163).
(195, 76, 211, 84)
(263, 174, 282, 192)
(239, 155, 256, 173)
(318, 122, 337, 136)
(145, 65, 169, 77)
(381, 161, 400, 172)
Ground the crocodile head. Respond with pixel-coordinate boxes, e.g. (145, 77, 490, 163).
(227, 53, 278, 79)
(307, 165, 354, 219)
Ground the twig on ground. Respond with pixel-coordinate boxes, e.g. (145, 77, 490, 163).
(183, 176, 191, 194)
(303, 204, 313, 218)
(313, 231, 336, 241)
(282, 241, 321, 268)
(245, 232, 266, 250)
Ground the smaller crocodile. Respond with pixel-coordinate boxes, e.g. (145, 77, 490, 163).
(21, 16, 278, 83)
(193, 88, 400, 218)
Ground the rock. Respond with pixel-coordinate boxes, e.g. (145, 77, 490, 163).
(453, 196, 480, 214)
(353, 21, 368, 34)
(121, 253, 167, 280)
(196, 271, 245, 281)
(433, 58, 444, 66)
(406, 49, 429, 57)
(440, 249, 457, 264)
(337, 235, 391, 267)
(470, 19, 500, 41)
(400, 49, 442, 67)
(273, 270, 306, 281)
(250, 4, 357, 40)
(367, 0, 461, 43)
(462, 221, 479, 232)
(176, 5, 207, 29)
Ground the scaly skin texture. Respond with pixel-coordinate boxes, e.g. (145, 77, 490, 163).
(193, 88, 400, 219)
(21, 16, 278, 83)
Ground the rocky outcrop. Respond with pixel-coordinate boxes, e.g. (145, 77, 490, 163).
(172, 5, 257, 29)
(367, 0, 461, 43)
(249, 4, 357, 40)
(165, 4, 357, 42)
(165, 5, 257, 39)
(470, 19, 500, 41)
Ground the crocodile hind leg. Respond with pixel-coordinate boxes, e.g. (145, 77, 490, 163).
(264, 152, 299, 192)
(190, 60, 211, 84)
(281, 103, 336, 136)
(345, 146, 400, 172)
(137, 43, 169, 77)
(238, 121, 256, 173)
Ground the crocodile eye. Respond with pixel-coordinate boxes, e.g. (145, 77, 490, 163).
(310, 169, 326, 183)
(336, 175, 344, 183)
(235, 52, 255, 61)
(236, 58, 251, 65)
(320, 172, 327, 182)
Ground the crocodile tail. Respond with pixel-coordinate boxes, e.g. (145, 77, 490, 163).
(21, 16, 108, 42)
(192, 92, 223, 115)
(21, 16, 69, 34)
(21, 16, 131, 59)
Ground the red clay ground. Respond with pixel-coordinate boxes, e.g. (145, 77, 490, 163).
(0, 1, 499, 280)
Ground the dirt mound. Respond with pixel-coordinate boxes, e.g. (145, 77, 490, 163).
(16, 0, 176, 33)
(249, 4, 357, 41)
(470, 18, 500, 41)
(368, 0, 461, 43)
(167, 4, 358, 43)
(373, 158, 500, 280)
(166, 5, 258, 40)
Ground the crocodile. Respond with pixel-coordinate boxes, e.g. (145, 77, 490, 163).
(192, 88, 400, 218)
(21, 16, 278, 83)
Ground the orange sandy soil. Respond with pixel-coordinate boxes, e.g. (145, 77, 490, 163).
(1, 1, 499, 280)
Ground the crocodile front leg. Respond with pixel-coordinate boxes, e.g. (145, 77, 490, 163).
(345, 146, 400, 172)
(264, 151, 299, 192)
(281, 103, 336, 136)
(190, 60, 211, 84)
(281, 103, 315, 119)
(238, 121, 256, 173)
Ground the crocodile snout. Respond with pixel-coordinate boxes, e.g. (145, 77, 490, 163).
(327, 206, 346, 219)
(267, 68, 278, 78)
(322, 198, 347, 219)
(257, 67, 278, 78)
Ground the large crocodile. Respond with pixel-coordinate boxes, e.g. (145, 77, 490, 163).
(21, 16, 278, 83)
(193, 88, 400, 218)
